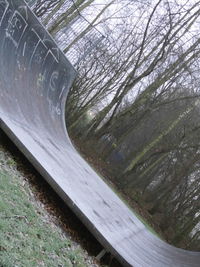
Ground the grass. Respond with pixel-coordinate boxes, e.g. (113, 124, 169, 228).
(0, 145, 95, 267)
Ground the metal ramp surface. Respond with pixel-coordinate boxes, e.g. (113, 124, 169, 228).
(0, 1, 199, 266)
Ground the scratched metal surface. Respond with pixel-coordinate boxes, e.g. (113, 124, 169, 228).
(0, 1, 199, 266)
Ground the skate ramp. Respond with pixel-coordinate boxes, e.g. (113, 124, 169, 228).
(0, 1, 199, 266)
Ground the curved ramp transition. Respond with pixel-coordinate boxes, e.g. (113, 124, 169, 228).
(0, 1, 200, 266)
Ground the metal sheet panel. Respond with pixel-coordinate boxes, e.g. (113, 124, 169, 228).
(0, 1, 199, 266)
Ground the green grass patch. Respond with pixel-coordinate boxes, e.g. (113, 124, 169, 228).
(0, 170, 89, 267)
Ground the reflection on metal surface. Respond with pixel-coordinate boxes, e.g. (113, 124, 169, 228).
(0, 0, 200, 266)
